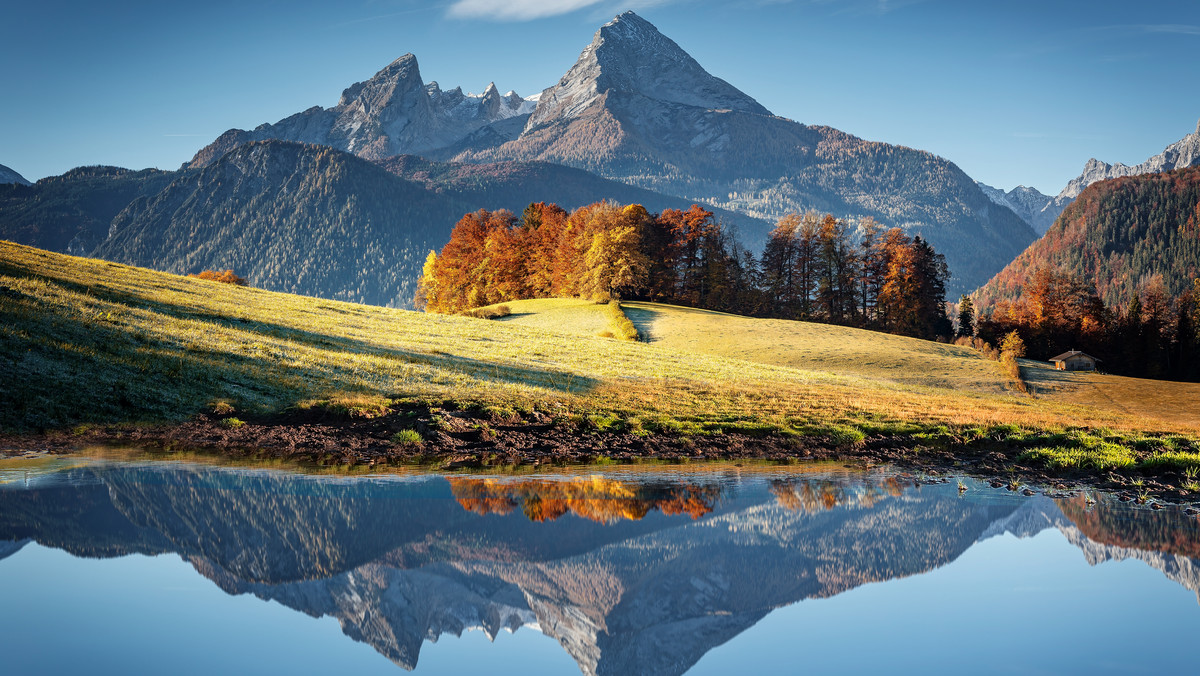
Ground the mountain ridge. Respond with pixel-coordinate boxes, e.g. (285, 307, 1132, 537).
(189, 53, 535, 169)
(991, 120, 1200, 236)
(0, 163, 31, 186)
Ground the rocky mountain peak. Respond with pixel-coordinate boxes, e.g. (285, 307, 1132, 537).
(337, 53, 424, 109)
(1057, 120, 1200, 201)
(527, 11, 770, 128)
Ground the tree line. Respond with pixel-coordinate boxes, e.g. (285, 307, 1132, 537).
(417, 201, 953, 340)
(970, 268, 1200, 382)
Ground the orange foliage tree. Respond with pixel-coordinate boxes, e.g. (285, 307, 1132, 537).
(188, 269, 248, 286)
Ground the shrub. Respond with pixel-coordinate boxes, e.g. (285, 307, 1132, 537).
(189, 269, 248, 286)
(1000, 330, 1026, 358)
(1000, 352, 1028, 393)
(461, 304, 511, 320)
(221, 417, 245, 429)
(605, 301, 639, 341)
(209, 399, 235, 415)
(954, 335, 999, 361)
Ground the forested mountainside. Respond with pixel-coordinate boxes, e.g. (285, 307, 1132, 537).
(95, 141, 474, 307)
(376, 155, 773, 248)
(0, 166, 175, 255)
(1, 144, 768, 308)
(976, 166, 1200, 309)
(972, 167, 1200, 381)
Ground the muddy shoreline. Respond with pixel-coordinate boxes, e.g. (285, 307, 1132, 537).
(3, 405, 1198, 508)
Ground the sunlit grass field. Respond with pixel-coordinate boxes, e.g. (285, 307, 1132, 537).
(3, 240, 1199, 474)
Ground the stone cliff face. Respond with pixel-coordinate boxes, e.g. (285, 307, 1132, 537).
(1059, 120, 1200, 201)
(526, 11, 770, 130)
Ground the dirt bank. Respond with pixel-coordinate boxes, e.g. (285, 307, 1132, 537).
(2, 404, 1197, 507)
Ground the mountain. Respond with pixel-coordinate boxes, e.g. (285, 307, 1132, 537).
(376, 154, 774, 248)
(94, 141, 474, 307)
(976, 182, 1058, 235)
(0, 163, 31, 186)
(186, 12, 1036, 294)
(442, 12, 1036, 294)
(996, 120, 1200, 236)
(1059, 119, 1200, 201)
(974, 166, 1200, 308)
(0, 166, 175, 255)
(189, 54, 535, 168)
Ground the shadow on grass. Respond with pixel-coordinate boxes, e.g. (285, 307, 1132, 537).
(0, 271, 599, 430)
(619, 304, 661, 343)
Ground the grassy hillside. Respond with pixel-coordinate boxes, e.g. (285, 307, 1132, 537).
(499, 298, 1200, 433)
(4, 241, 1200, 479)
(499, 299, 1008, 393)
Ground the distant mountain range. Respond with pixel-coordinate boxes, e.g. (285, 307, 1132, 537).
(975, 165, 1200, 309)
(975, 182, 1059, 236)
(979, 119, 1200, 237)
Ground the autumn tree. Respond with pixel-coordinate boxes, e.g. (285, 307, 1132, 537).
(581, 204, 651, 301)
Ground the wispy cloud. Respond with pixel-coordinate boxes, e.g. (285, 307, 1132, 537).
(329, 6, 434, 29)
(447, 0, 608, 21)
(1137, 24, 1200, 36)
(1010, 131, 1107, 142)
(752, 0, 933, 14)
(447, 0, 677, 21)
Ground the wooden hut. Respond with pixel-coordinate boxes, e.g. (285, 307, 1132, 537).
(1049, 350, 1098, 371)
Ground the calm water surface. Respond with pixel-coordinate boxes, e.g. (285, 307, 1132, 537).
(1, 453, 1198, 675)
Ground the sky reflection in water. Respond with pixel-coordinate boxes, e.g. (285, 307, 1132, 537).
(1, 456, 1197, 675)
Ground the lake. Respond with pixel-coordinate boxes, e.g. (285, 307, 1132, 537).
(2, 451, 1198, 675)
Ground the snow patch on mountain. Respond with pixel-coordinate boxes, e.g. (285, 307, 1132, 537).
(190, 54, 537, 167)
(976, 181, 1058, 235)
(527, 11, 770, 129)
(0, 163, 31, 186)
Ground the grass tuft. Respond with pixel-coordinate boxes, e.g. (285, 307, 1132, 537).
(390, 429, 423, 445)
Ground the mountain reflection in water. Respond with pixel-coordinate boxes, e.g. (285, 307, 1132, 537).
(1, 458, 1199, 675)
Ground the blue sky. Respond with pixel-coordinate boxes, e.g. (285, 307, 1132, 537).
(1, 0, 1197, 194)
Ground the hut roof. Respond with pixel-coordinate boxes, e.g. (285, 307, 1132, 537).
(1049, 350, 1099, 362)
